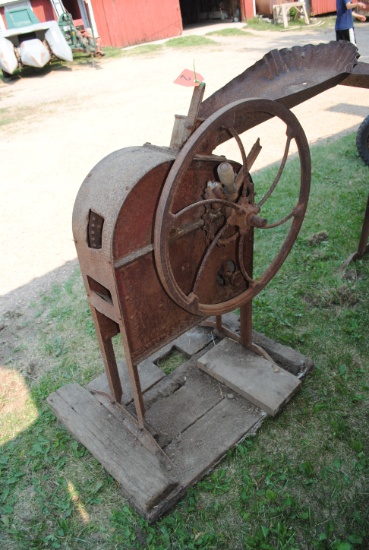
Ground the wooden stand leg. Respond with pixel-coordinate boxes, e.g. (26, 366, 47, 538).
(170, 83, 205, 150)
(302, 3, 310, 24)
(240, 224, 254, 349)
(282, 6, 288, 28)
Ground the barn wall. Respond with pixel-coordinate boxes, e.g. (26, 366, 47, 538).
(240, 0, 256, 19)
(310, 0, 335, 16)
(31, 0, 55, 22)
(92, 0, 183, 48)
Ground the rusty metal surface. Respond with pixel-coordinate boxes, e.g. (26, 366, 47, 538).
(73, 145, 201, 365)
(154, 98, 310, 319)
(199, 42, 360, 148)
(341, 62, 369, 88)
(72, 40, 369, 423)
(357, 194, 369, 257)
(73, 145, 181, 424)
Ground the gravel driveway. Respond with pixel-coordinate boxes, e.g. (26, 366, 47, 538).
(1, 20, 369, 316)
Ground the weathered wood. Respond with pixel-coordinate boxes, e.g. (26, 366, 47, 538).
(86, 325, 214, 404)
(48, 324, 312, 522)
(170, 84, 205, 150)
(165, 395, 263, 487)
(139, 341, 220, 409)
(47, 384, 177, 514)
(86, 358, 165, 404)
(47, 380, 264, 521)
(251, 331, 313, 376)
(170, 326, 214, 356)
(272, 1, 309, 28)
(145, 367, 223, 446)
(197, 338, 301, 416)
(205, 313, 313, 375)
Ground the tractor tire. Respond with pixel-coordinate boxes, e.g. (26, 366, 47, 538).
(356, 115, 369, 166)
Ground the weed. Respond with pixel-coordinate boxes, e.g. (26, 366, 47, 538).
(155, 348, 189, 375)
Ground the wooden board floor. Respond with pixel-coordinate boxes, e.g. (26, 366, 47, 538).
(48, 314, 313, 521)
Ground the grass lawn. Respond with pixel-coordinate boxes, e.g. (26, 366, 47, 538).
(1, 131, 368, 549)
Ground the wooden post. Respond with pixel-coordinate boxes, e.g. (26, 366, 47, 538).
(170, 83, 205, 151)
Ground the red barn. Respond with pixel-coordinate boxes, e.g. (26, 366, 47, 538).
(309, 0, 335, 16)
(0, 0, 257, 48)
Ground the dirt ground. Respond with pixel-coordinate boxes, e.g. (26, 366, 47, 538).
(1, 20, 369, 320)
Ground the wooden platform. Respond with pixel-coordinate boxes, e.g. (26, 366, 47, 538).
(47, 315, 313, 522)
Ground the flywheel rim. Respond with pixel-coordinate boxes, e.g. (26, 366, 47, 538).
(154, 98, 311, 316)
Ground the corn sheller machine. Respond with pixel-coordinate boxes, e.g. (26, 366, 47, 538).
(48, 41, 369, 521)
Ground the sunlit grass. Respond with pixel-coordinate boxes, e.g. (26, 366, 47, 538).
(165, 35, 217, 48)
(206, 28, 251, 36)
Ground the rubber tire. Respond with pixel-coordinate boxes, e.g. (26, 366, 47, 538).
(356, 115, 369, 166)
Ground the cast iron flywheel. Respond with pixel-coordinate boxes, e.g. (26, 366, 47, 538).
(154, 98, 311, 316)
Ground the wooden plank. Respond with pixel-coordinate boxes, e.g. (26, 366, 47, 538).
(251, 331, 314, 376)
(144, 368, 223, 447)
(86, 325, 214, 404)
(173, 326, 215, 356)
(47, 326, 312, 522)
(86, 358, 165, 405)
(149, 325, 214, 362)
(205, 314, 314, 376)
(197, 338, 301, 416)
(165, 395, 263, 487)
(47, 384, 177, 514)
(138, 339, 217, 411)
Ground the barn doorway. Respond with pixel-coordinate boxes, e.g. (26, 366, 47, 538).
(61, 0, 92, 29)
(179, 0, 240, 25)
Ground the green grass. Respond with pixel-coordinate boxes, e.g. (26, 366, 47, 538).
(244, 13, 331, 31)
(120, 44, 164, 57)
(206, 28, 251, 36)
(0, 107, 14, 126)
(155, 348, 189, 375)
(165, 35, 217, 48)
(244, 17, 281, 31)
(112, 35, 216, 60)
(1, 133, 369, 549)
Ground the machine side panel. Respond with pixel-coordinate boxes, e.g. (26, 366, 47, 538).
(115, 253, 199, 363)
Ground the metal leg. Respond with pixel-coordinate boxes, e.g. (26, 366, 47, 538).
(119, 326, 146, 427)
(91, 308, 122, 403)
(357, 194, 369, 257)
(240, 301, 253, 349)
(240, 226, 254, 349)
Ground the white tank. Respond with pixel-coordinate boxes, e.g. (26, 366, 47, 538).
(0, 36, 18, 74)
(45, 22, 73, 62)
(20, 38, 51, 68)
